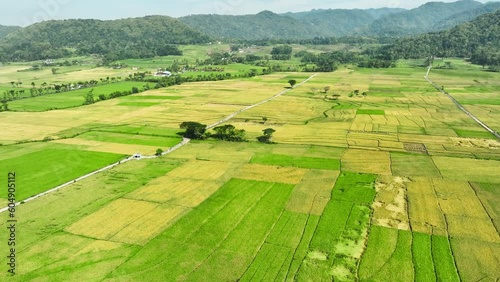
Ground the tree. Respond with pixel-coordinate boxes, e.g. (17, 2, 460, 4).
(179, 122, 207, 140)
(155, 148, 164, 156)
(257, 128, 276, 144)
(288, 80, 297, 88)
(212, 124, 246, 142)
(324, 86, 331, 94)
(98, 94, 107, 101)
(51, 68, 59, 75)
(1, 99, 8, 111)
(131, 87, 140, 94)
(262, 116, 268, 124)
(83, 89, 95, 105)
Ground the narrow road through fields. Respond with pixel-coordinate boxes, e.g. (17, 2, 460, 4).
(425, 65, 500, 140)
(0, 73, 318, 213)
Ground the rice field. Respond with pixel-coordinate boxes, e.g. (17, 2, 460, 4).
(0, 58, 499, 281)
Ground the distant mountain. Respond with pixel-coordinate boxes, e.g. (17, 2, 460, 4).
(0, 25, 21, 39)
(284, 8, 404, 37)
(179, 1, 500, 40)
(384, 9, 500, 63)
(366, 0, 485, 36)
(0, 16, 211, 61)
(180, 11, 321, 40)
(430, 1, 500, 31)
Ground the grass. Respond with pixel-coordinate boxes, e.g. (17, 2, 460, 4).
(107, 179, 294, 280)
(9, 81, 147, 111)
(0, 157, 182, 280)
(412, 232, 436, 282)
(250, 153, 340, 170)
(331, 172, 377, 204)
(0, 145, 124, 201)
(357, 109, 386, 115)
(454, 129, 495, 139)
(359, 227, 414, 281)
(432, 236, 460, 282)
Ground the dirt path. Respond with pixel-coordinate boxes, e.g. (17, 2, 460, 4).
(0, 73, 318, 213)
(425, 65, 500, 140)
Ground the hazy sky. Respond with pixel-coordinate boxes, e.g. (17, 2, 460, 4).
(0, 0, 495, 26)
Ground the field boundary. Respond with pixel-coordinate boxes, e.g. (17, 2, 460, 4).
(425, 65, 500, 140)
(0, 73, 318, 213)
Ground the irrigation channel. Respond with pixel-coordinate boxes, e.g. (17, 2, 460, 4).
(425, 65, 500, 140)
(0, 73, 319, 213)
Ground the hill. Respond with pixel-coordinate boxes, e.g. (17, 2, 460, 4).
(366, 0, 485, 36)
(0, 16, 211, 62)
(430, 1, 500, 31)
(383, 9, 500, 68)
(179, 1, 499, 40)
(0, 25, 21, 39)
(284, 8, 404, 37)
(179, 11, 321, 40)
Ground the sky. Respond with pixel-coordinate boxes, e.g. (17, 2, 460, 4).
(0, 0, 495, 26)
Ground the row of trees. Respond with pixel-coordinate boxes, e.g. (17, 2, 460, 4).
(179, 122, 276, 144)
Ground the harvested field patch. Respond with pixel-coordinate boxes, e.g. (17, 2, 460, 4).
(65, 199, 158, 240)
(372, 175, 411, 230)
(235, 164, 308, 184)
(285, 169, 339, 215)
(341, 149, 391, 175)
(403, 142, 428, 154)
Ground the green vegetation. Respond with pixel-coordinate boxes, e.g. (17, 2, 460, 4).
(0, 24, 20, 39)
(357, 109, 385, 115)
(385, 10, 500, 70)
(179, 122, 207, 139)
(8, 81, 148, 111)
(0, 16, 210, 62)
(0, 144, 124, 200)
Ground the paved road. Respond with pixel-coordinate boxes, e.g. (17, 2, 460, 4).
(425, 66, 500, 140)
(0, 73, 318, 213)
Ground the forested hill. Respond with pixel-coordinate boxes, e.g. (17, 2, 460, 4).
(179, 1, 499, 40)
(430, 1, 500, 31)
(283, 8, 404, 37)
(365, 0, 486, 36)
(382, 10, 500, 68)
(0, 16, 211, 62)
(0, 25, 20, 39)
(179, 11, 321, 40)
